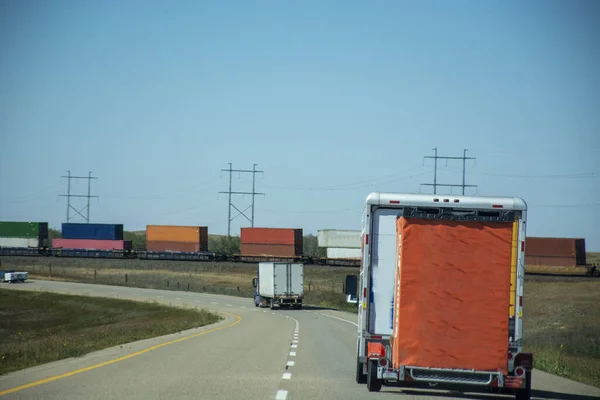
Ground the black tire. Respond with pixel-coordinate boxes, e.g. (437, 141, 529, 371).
(367, 360, 382, 392)
(515, 371, 531, 400)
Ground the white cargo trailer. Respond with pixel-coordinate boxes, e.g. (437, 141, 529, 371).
(326, 247, 361, 260)
(318, 229, 361, 248)
(252, 262, 304, 310)
(344, 192, 532, 400)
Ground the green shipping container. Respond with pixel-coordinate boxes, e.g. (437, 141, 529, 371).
(0, 222, 49, 239)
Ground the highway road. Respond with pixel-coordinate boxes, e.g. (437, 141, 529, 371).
(1, 280, 599, 400)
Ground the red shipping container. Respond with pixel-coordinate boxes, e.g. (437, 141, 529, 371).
(146, 241, 202, 253)
(241, 227, 302, 246)
(525, 237, 578, 257)
(240, 243, 300, 257)
(525, 255, 577, 267)
(53, 238, 132, 251)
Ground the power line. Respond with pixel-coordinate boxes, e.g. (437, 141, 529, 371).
(219, 163, 265, 236)
(59, 171, 98, 223)
(421, 148, 477, 195)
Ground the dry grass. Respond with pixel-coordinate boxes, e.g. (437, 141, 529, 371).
(0, 289, 221, 375)
(587, 252, 600, 265)
(523, 278, 600, 388)
(0, 257, 356, 312)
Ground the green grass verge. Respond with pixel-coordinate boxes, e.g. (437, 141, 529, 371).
(0, 289, 222, 375)
(523, 279, 600, 388)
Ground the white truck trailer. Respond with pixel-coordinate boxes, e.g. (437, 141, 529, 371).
(252, 262, 304, 310)
(344, 192, 532, 400)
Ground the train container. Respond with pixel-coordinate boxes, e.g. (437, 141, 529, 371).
(52, 238, 132, 251)
(241, 227, 302, 245)
(318, 229, 361, 248)
(146, 241, 203, 253)
(326, 247, 361, 260)
(62, 223, 124, 241)
(525, 237, 581, 257)
(240, 243, 301, 258)
(146, 225, 208, 249)
(0, 222, 48, 239)
(525, 255, 578, 268)
(0, 237, 47, 248)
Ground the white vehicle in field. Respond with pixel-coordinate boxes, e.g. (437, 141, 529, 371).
(344, 192, 532, 400)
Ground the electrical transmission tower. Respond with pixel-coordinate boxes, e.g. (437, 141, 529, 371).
(219, 163, 265, 236)
(421, 148, 477, 195)
(59, 171, 99, 223)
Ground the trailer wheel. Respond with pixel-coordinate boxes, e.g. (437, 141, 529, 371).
(367, 360, 382, 392)
(515, 370, 531, 400)
(356, 357, 366, 384)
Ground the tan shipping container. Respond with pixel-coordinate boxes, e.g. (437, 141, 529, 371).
(146, 225, 208, 249)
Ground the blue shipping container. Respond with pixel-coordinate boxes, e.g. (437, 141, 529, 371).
(61, 223, 124, 240)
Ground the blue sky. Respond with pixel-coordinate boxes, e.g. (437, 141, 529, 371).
(1, 0, 599, 249)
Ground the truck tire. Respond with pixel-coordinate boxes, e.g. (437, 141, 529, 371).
(356, 357, 367, 384)
(515, 371, 531, 400)
(367, 360, 382, 392)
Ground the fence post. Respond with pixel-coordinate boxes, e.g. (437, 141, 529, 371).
(125, 273, 128, 284)
(187, 283, 190, 291)
(167, 280, 169, 288)
(94, 269, 97, 280)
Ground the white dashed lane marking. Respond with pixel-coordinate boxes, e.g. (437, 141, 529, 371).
(275, 390, 288, 400)
(282, 372, 292, 380)
(289, 352, 296, 356)
(286, 361, 295, 367)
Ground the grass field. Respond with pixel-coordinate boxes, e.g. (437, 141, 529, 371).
(522, 276, 600, 388)
(1, 256, 599, 387)
(0, 256, 357, 313)
(0, 289, 221, 375)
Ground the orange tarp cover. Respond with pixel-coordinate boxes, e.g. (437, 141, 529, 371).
(391, 217, 513, 374)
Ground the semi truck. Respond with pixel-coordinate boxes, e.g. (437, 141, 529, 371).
(252, 262, 304, 310)
(344, 192, 532, 400)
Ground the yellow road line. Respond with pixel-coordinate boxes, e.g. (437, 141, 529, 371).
(0, 312, 242, 397)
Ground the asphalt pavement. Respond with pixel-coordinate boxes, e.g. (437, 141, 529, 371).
(1, 280, 599, 400)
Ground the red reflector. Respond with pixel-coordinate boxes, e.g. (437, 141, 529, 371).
(365, 234, 369, 245)
(443, 199, 449, 202)
(508, 352, 514, 360)
(433, 198, 439, 202)
(389, 200, 400, 204)
(364, 288, 367, 298)
(521, 242, 525, 252)
(519, 296, 523, 306)
(492, 204, 503, 208)
(371, 335, 382, 339)
(454, 199, 459, 203)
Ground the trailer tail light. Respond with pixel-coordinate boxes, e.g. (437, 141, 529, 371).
(389, 200, 400, 204)
(454, 199, 459, 203)
(378, 358, 388, 367)
(515, 367, 525, 377)
(492, 204, 504, 208)
(508, 352, 514, 360)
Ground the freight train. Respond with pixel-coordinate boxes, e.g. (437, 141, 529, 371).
(0, 222, 362, 267)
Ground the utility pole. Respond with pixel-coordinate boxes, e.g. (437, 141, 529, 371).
(421, 149, 477, 195)
(219, 163, 264, 236)
(59, 171, 98, 223)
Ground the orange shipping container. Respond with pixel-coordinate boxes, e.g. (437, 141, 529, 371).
(391, 217, 512, 374)
(146, 225, 208, 248)
(240, 227, 302, 246)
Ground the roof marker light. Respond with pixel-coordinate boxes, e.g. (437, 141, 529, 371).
(443, 199, 449, 203)
(433, 198, 439, 202)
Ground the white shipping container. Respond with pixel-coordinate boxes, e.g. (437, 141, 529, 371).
(0, 238, 40, 248)
(326, 247, 361, 259)
(318, 229, 361, 248)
